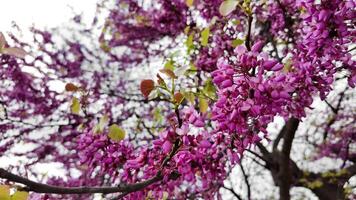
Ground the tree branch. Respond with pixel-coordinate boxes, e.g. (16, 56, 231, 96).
(279, 117, 299, 200)
(222, 185, 243, 200)
(240, 164, 251, 200)
(0, 168, 162, 194)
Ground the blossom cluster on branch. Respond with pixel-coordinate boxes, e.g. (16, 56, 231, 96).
(0, 0, 355, 199)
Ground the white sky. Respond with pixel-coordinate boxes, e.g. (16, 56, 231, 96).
(0, 0, 97, 31)
(0, 0, 98, 177)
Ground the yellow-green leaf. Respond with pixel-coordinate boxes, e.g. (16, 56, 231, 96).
(11, 191, 29, 200)
(200, 27, 210, 47)
(186, 0, 194, 7)
(232, 39, 244, 47)
(93, 115, 109, 134)
(70, 97, 80, 114)
(108, 124, 125, 142)
(100, 42, 111, 53)
(184, 63, 197, 76)
(203, 78, 217, 99)
(231, 19, 240, 25)
(185, 33, 194, 54)
(153, 108, 163, 123)
(183, 92, 195, 105)
(162, 191, 169, 200)
(219, 0, 239, 16)
(199, 97, 209, 113)
(184, 26, 190, 35)
(164, 60, 175, 71)
(0, 185, 10, 200)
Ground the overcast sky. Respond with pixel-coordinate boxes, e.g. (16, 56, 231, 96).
(0, 0, 97, 31)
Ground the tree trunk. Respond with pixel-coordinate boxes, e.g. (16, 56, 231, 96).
(311, 183, 345, 200)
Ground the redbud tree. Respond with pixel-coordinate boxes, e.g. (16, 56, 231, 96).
(0, 0, 355, 200)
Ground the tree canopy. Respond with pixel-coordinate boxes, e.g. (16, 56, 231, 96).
(0, 0, 355, 199)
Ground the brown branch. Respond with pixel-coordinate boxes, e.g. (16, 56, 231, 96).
(273, 118, 300, 152)
(245, 15, 253, 51)
(279, 117, 299, 200)
(0, 168, 162, 194)
(323, 90, 346, 140)
(0, 105, 184, 197)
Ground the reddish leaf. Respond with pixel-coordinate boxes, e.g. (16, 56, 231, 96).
(140, 79, 155, 98)
(156, 74, 166, 86)
(2, 47, 27, 59)
(174, 92, 184, 104)
(65, 83, 79, 92)
(159, 69, 178, 79)
(0, 32, 6, 49)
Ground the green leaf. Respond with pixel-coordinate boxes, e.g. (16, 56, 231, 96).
(153, 108, 163, 123)
(11, 191, 29, 200)
(200, 27, 210, 47)
(184, 63, 197, 76)
(184, 26, 190, 35)
(232, 39, 244, 47)
(162, 191, 169, 200)
(183, 92, 195, 105)
(203, 78, 217, 99)
(108, 124, 125, 142)
(219, 0, 239, 16)
(93, 115, 109, 134)
(185, 33, 194, 54)
(199, 97, 209, 113)
(231, 19, 240, 25)
(0, 185, 10, 200)
(70, 97, 80, 115)
(164, 60, 175, 71)
(100, 42, 111, 53)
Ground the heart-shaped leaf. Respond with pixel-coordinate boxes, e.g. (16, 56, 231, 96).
(140, 79, 155, 98)
(219, 0, 239, 16)
(65, 83, 79, 92)
(200, 27, 210, 47)
(70, 97, 80, 114)
(108, 124, 125, 141)
(232, 39, 244, 47)
(174, 92, 184, 104)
